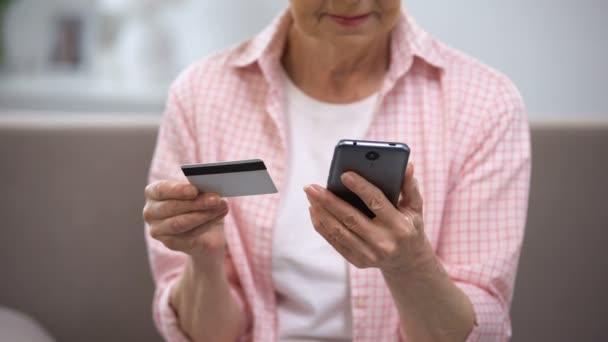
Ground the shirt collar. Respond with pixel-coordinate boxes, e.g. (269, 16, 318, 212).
(229, 9, 446, 75)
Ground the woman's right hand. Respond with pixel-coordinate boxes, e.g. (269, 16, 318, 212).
(143, 180, 229, 264)
(144, 181, 244, 341)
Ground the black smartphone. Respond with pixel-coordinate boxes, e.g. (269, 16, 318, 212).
(326, 139, 410, 218)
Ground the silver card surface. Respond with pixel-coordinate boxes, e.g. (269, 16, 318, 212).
(182, 159, 277, 197)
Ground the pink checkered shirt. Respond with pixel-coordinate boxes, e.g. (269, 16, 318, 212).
(145, 9, 531, 342)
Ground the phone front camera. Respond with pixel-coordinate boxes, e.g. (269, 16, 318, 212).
(366, 151, 380, 161)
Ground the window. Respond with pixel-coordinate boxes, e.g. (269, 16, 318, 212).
(0, 0, 283, 113)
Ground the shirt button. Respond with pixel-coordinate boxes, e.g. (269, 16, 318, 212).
(354, 297, 366, 309)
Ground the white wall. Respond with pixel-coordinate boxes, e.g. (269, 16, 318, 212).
(406, 0, 608, 119)
(174, 0, 608, 120)
(3, 0, 606, 118)
(169, 0, 286, 70)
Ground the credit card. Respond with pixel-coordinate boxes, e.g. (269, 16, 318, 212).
(181, 159, 277, 197)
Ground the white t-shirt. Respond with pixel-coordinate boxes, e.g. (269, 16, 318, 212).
(272, 71, 378, 341)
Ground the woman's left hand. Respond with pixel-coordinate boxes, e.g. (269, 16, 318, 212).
(304, 164, 436, 277)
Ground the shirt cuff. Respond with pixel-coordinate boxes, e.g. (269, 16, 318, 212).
(157, 278, 191, 342)
(464, 319, 482, 342)
(457, 282, 509, 342)
(157, 277, 250, 342)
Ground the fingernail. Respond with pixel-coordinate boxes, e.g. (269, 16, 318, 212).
(185, 187, 197, 197)
(311, 184, 324, 193)
(341, 172, 353, 183)
(206, 196, 220, 206)
(304, 185, 321, 198)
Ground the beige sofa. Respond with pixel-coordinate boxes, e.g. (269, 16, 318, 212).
(0, 114, 607, 342)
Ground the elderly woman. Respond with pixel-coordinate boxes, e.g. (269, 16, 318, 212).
(143, 1, 531, 341)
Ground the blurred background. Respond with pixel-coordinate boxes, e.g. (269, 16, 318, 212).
(0, 1, 607, 342)
(0, 0, 606, 118)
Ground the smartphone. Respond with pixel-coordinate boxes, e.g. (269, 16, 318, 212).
(326, 139, 410, 218)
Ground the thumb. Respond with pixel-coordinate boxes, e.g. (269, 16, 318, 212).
(398, 163, 424, 213)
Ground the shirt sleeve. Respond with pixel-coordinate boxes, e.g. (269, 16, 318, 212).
(145, 86, 249, 341)
(438, 80, 532, 341)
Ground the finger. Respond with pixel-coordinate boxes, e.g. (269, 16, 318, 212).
(304, 184, 374, 242)
(340, 171, 396, 218)
(144, 193, 222, 221)
(309, 205, 377, 268)
(152, 205, 228, 237)
(157, 208, 228, 252)
(145, 180, 198, 201)
(398, 163, 424, 213)
(183, 214, 225, 238)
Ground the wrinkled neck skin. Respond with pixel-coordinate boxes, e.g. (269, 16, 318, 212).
(282, 23, 391, 104)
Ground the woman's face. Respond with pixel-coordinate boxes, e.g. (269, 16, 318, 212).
(289, 0, 401, 43)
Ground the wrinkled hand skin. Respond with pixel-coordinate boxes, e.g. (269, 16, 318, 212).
(304, 163, 435, 277)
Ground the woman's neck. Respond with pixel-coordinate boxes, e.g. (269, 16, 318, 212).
(281, 25, 390, 104)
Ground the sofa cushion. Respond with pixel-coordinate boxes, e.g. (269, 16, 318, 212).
(0, 115, 607, 342)
(0, 307, 55, 342)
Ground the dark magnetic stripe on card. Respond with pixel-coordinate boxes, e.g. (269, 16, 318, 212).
(182, 161, 267, 176)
